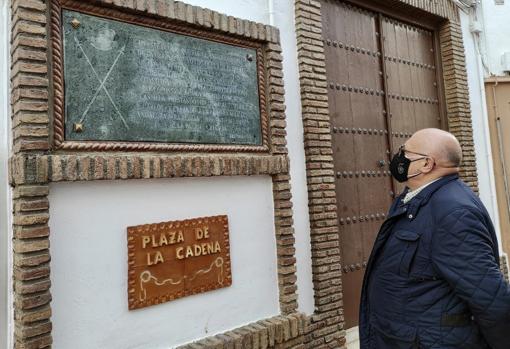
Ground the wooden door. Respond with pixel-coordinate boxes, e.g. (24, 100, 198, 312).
(321, 0, 443, 328)
(484, 79, 510, 268)
(382, 16, 442, 195)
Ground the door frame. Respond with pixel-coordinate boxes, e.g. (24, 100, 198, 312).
(295, 0, 478, 346)
(323, 0, 450, 328)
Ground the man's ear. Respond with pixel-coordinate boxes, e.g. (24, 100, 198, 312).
(421, 157, 435, 173)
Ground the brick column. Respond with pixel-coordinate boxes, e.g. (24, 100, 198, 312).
(295, 0, 345, 348)
(267, 41, 300, 315)
(439, 21, 480, 191)
(10, 0, 52, 348)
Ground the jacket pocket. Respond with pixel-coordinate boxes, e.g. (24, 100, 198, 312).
(370, 313, 417, 346)
(439, 323, 488, 348)
(395, 230, 420, 276)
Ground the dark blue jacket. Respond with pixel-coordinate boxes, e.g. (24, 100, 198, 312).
(359, 174, 510, 348)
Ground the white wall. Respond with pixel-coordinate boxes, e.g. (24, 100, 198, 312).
(180, 0, 315, 316)
(460, 9, 503, 252)
(50, 177, 281, 349)
(479, 0, 510, 76)
(0, 0, 13, 348)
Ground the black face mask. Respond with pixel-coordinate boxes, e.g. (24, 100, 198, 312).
(389, 147, 427, 183)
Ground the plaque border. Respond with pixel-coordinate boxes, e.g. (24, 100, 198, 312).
(126, 215, 232, 310)
(50, 0, 270, 152)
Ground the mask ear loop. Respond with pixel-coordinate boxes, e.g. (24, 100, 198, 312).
(440, 162, 460, 169)
(407, 172, 422, 180)
(406, 156, 430, 179)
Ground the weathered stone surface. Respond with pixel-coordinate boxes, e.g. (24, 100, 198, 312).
(13, 213, 49, 226)
(15, 321, 52, 340)
(15, 278, 51, 295)
(14, 265, 50, 281)
(63, 10, 262, 146)
(15, 333, 52, 349)
(15, 291, 51, 310)
(10, 154, 291, 183)
(13, 185, 49, 198)
(15, 305, 51, 324)
(14, 251, 50, 267)
(14, 225, 50, 239)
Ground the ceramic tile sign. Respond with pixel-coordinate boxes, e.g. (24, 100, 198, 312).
(62, 9, 262, 146)
(127, 215, 231, 310)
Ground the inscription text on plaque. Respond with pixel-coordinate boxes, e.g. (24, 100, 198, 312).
(62, 10, 263, 147)
(127, 215, 231, 310)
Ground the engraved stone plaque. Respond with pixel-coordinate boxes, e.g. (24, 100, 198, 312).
(62, 10, 263, 146)
(127, 215, 231, 310)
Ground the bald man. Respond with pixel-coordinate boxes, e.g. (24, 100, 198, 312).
(359, 128, 510, 349)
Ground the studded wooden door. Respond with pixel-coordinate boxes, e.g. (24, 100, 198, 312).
(321, 0, 443, 328)
(382, 16, 443, 196)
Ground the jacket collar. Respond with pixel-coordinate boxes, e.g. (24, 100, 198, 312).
(391, 174, 459, 221)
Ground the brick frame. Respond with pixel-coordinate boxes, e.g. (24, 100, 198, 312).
(295, 0, 477, 348)
(9, 1, 304, 348)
